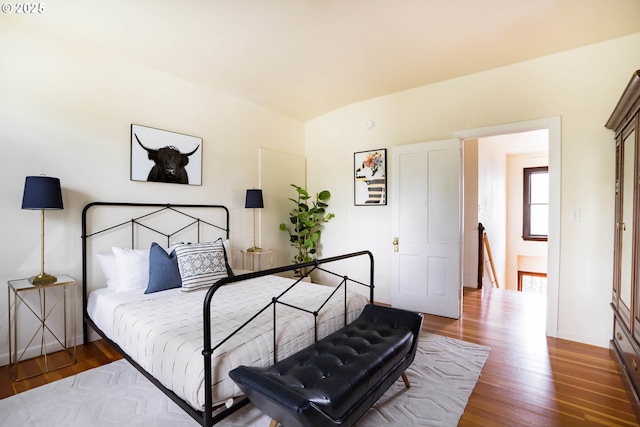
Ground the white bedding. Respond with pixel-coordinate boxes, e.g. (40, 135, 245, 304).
(87, 274, 368, 411)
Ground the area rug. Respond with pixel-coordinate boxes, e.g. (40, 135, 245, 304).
(0, 333, 489, 427)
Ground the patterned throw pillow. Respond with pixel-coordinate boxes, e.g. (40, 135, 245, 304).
(174, 239, 230, 291)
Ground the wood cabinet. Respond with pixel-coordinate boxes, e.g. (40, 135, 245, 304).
(606, 70, 640, 405)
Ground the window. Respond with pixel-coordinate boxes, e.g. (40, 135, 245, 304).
(523, 166, 548, 241)
(518, 271, 547, 295)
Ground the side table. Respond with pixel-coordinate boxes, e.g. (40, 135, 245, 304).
(240, 249, 274, 271)
(7, 274, 77, 381)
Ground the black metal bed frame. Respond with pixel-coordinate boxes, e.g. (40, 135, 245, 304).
(81, 202, 375, 427)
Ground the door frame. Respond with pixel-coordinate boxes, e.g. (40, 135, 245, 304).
(454, 117, 561, 338)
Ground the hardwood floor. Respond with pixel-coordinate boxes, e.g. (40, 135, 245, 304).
(1, 287, 638, 426)
(0, 338, 123, 398)
(427, 287, 639, 427)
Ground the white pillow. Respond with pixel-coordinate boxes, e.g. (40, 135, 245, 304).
(112, 246, 150, 292)
(96, 253, 120, 289)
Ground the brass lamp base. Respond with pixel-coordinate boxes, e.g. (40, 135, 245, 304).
(29, 273, 57, 286)
(246, 246, 263, 252)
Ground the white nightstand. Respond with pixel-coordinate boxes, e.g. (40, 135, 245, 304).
(240, 249, 274, 271)
(7, 274, 77, 381)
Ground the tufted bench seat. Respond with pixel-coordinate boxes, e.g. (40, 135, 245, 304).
(229, 304, 423, 427)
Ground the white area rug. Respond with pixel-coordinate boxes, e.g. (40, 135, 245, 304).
(0, 333, 489, 427)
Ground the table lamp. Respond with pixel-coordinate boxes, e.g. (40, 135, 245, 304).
(22, 175, 64, 285)
(245, 189, 264, 252)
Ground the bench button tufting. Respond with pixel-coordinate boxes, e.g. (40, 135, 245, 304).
(228, 304, 423, 427)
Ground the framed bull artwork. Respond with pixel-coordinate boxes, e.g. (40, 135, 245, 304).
(130, 124, 203, 185)
(354, 148, 386, 205)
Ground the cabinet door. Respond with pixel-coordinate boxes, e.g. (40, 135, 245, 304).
(618, 126, 636, 330)
(614, 139, 622, 304)
(631, 119, 640, 343)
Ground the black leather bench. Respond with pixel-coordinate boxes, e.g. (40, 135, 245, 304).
(229, 304, 423, 427)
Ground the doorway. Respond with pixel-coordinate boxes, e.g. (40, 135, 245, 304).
(474, 130, 549, 291)
(454, 117, 561, 338)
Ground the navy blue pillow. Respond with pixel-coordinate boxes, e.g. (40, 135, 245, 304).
(145, 242, 182, 294)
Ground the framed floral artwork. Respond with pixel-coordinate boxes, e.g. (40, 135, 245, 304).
(354, 149, 386, 205)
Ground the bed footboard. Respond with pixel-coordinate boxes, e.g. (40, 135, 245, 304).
(201, 251, 375, 426)
(81, 202, 375, 427)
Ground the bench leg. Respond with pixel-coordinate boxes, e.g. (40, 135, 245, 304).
(269, 419, 279, 427)
(401, 372, 411, 389)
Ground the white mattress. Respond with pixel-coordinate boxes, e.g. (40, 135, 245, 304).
(87, 275, 367, 411)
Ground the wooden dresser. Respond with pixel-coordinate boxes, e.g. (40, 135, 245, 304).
(606, 70, 640, 406)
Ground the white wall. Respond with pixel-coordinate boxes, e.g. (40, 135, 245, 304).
(0, 19, 305, 365)
(506, 151, 549, 290)
(2, 18, 638, 364)
(462, 139, 479, 288)
(477, 137, 508, 289)
(258, 148, 306, 268)
(305, 32, 640, 348)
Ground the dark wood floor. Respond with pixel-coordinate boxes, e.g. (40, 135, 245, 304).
(1, 287, 639, 426)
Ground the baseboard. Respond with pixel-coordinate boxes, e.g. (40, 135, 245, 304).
(556, 329, 608, 348)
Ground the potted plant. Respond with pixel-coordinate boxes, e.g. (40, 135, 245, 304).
(279, 184, 335, 268)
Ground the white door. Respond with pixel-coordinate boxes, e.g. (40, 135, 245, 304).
(391, 139, 462, 318)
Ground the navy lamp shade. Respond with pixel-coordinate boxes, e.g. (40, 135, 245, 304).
(22, 176, 64, 210)
(22, 176, 64, 285)
(245, 189, 264, 209)
(245, 189, 264, 252)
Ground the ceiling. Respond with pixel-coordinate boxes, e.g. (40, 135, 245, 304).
(8, 0, 640, 121)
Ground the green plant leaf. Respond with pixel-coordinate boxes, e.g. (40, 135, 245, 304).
(280, 183, 334, 265)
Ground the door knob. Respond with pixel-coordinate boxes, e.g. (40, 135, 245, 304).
(393, 237, 399, 252)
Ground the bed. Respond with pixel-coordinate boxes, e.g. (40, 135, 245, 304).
(81, 202, 374, 426)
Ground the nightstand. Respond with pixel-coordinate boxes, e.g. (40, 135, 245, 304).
(7, 274, 77, 381)
(240, 249, 274, 271)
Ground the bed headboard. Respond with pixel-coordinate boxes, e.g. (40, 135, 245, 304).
(81, 202, 230, 331)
